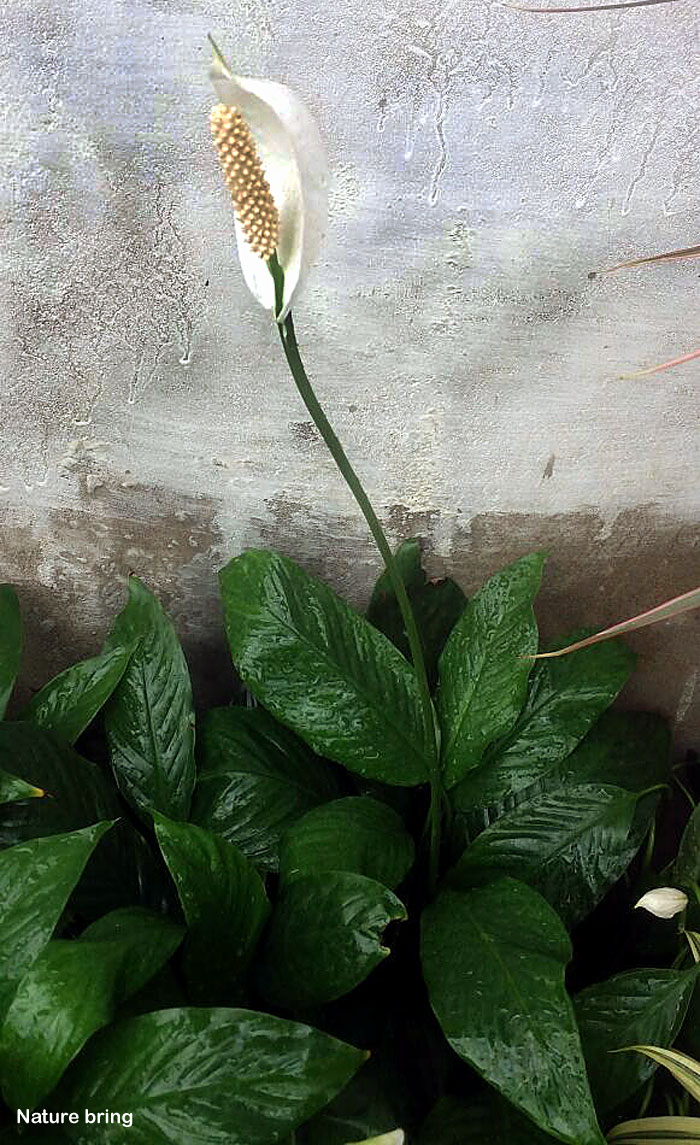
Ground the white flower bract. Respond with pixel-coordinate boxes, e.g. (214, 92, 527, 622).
(209, 39, 328, 322)
(634, 887, 688, 920)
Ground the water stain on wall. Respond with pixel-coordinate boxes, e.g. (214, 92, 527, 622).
(374, 0, 515, 203)
(248, 491, 364, 600)
(2, 481, 226, 710)
(3, 141, 208, 484)
(289, 421, 321, 450)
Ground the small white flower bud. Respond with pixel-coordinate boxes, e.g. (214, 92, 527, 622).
(347, 1133, 405, 1145)
(634, 887, 689, 919)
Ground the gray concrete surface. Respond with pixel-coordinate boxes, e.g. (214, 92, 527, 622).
(1, 0, 698, 748)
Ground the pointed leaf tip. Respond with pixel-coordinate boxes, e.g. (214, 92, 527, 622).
(207, 34, 231, 78)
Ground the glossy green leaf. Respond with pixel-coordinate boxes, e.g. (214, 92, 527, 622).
(607, 1115, 700, 1143)
(118, 962, 187, 1019)
(449, 784, 644, 927)
(0, 905, 183, 1110)
(280, 797, 414, 890)
(554, 710, 671, 792)
(575, 968, 698, 1113)
(192, 705, 341, 872)
(0, 585, 21, 719)
(621, 1045, 700, 1102)
(80, 907, 185, 997)
(59, 1007, 366, 1144)
(153, 814, 269, 1003)
(421, 879, 602, 1145)
(20, 645, 132, 746)
(449, 635, 634, 818)
(0, 768, 44, 803)
(683, 964, 700, 1065)
(297, 1059, 402, 1145)
(104, 576, 195, 820)
(366, 539, 466, 686)
(219, 550, 430, 786)
(675, 806, 700, 888)
(0, 724, 120, 845)
(260, 872, 407, 1010)
(416, 1094, 557, 1145)
(436, 553, 545, 788)
(0, 822, 113, 1022)
(0, 722, 161, 917)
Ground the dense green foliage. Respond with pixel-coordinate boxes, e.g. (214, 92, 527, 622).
(0, 541, 697, 1143)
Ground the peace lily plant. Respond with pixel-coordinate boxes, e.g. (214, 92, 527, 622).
(199, 36, 700, 1145)
(206, 34, 699, 883)
(208, 36, 444, 884)
(1, 34, 700, 1145)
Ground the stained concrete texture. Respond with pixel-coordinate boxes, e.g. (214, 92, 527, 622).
(0, 0, 698, 749)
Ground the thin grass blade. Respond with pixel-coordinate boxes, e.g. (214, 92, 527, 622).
(619, 349, 700, 380)
(620, 1046, 700, 1103)
(533, 587, 700, 660)
(607, 1115, 700, 1143)
(591, 245, 700, 278)
(505, 0, 678, 12)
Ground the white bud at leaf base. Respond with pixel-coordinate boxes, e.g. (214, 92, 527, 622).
(347, 1133, 405, 1145)
(209, 38, 328, 322)
(634, 887, 688, 920)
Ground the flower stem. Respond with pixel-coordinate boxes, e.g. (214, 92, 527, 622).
(268, 258, 442, 886)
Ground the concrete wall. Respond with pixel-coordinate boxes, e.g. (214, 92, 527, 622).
(1, 0, 698, 747)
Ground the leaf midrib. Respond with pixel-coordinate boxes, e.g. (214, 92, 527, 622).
(458, 898, 578, 1122)
(228, 597, 429, 775)
(441, 604, 531, 768)
(476, 790, 634, 872)
(133, 652, 170, 810)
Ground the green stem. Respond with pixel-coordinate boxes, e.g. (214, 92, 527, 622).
(268, 256, 442, 886)
(641, 816, 656, 872)
(675, 772, 696, 812)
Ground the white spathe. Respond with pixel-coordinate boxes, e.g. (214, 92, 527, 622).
(209, 39, 328, 322)
(635, 887, 689, 920)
